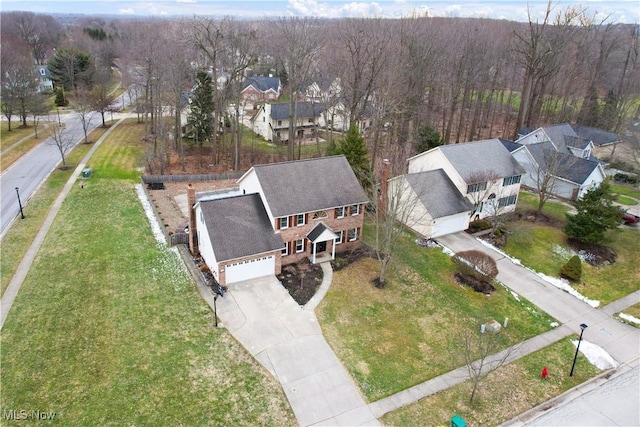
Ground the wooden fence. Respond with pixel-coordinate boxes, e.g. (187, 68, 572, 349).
(142, 172, 245, 184)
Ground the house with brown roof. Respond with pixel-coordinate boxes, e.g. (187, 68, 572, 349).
(192, 156, 369, 286)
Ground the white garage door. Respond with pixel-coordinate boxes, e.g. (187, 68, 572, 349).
(225, 255, 275, 284)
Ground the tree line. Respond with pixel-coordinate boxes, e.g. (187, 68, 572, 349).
(1, 4, 638, 175)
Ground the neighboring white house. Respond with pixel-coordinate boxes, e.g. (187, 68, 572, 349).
(509, 124, 606, 201)
(250, 101, 322, 143)
(407, 138, 525, 221)
(34, 65, 54, 93)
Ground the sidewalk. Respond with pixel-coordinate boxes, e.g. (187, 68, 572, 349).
(0, 116, 129, 328)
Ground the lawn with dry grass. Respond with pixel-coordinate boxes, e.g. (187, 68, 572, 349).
(381, 338, 600, 426)
(317, 230, 556, 402)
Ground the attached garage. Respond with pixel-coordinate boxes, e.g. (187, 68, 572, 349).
(224, 255, 276, 284)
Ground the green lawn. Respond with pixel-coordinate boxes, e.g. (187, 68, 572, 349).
(0, 121, 296, 426)
(616, 194, 638, 205)
(382, 338, 600, 426)
(0, 126, 111, 296)
(611, 183, 640, 200)
(317, 229, 556, 402)
(516, 192, 572, 222)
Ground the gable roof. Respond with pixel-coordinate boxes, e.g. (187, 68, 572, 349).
(500, 139, 522, 153)
(405, 169, 474, 218)
(246, 155, 369, 218)
(199, 193, 283, 262)
(270, 102, 323, 120)
(242, 76, 280, 93)
(526, 142, 601, 185)
(436, 139, 525, 182)
(574, 125, 623, 146)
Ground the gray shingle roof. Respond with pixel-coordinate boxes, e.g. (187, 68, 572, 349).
(250, 155, 369, 218)
(500, 139, 522, 153)
(270, 102, 323, 120)
(438, 139, 525, 182)
(526, 142, 600, 184)
(199, 193, 283, 262)
(242, 76, 280, 92)
(405, 169, 474, 218)
(574, 125, 622, 146)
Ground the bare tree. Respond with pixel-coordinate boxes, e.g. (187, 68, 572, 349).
(73, 91, 94, 144)
(459, 329, 517, 404)
(48, 121, 74, 168)
(27, 94, 51, 139)
(465, 171, 502, 221)
(88, 67, 118, 127)
(270, 17, 324, 160)
(0, 47, 39, 129)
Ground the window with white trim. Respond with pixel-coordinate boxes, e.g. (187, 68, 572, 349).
(467, 181, 488, 193)
(295, 239, 304, 253)
(335, 206, 345, 218)
(282, 242, 289, 255)
(279, 217, 289, 229)
(348, 228, 357, 241)
(350, 204, 360, 216)
(296, 214, 305, 226)
(497, 194, 518, 208)
(336, 231, 343, 244)
(502, 175, 521, 186)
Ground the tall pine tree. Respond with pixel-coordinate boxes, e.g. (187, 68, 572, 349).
(330, 125, 371, 189)
(186, 70, 214, 148)
(565, 181, 622, 244)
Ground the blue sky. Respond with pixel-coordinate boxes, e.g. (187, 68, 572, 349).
(1, 0, 637, 23)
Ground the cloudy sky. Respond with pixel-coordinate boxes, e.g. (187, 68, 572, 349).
(1, 0, 637, 23)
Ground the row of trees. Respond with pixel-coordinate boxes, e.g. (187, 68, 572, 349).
(2, 5, 639, 176)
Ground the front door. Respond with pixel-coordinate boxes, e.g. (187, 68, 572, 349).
(315, 241, 327, 253)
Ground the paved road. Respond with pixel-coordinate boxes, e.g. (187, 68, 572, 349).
(0, 90, 133, 240)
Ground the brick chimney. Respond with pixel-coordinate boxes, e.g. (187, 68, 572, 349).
(378, 159, 390, 213)
(187, 183, 199, 256)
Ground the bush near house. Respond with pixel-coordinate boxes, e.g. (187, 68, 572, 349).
(452, 250, 499, 293)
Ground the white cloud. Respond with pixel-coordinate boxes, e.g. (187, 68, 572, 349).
(118, 7, 135, 15)
(177, 0, 196, 3)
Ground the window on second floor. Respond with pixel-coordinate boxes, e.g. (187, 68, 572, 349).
(308, 118, 314, 123)
(279, 217, 289, 229)
(296, 214, 306, 226)
(502, 175, 521, 186)
(335, 206, 345, 218)
(277, 120, 282, 126)
(350, 204, 360, 216)
(467, 181, 488, 193)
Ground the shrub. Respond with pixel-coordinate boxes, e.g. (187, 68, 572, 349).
(560, 255, 582, 282)
(452, 250, 499, 282)
(469, 219, 491, 231)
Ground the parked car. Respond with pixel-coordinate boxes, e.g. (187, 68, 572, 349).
(622, 212, 640, 225)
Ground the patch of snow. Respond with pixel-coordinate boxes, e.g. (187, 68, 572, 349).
(135, 184, 166, 246)
(550, 321, 559, 327)
(476, 237, 601, 308)
(441, 246, 455, 256)
(537, 272, 600, 308)
(572, 340, 619, 370)
(476, 238, 522, 265)
(619, 312, 640, 325)
(552, 244, 574, 260)
(510, 290, 521, 301)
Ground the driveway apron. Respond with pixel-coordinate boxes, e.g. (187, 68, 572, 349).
(215, 275, 380, 427)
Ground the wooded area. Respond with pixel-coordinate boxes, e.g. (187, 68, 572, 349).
(2, 4, 639, 176)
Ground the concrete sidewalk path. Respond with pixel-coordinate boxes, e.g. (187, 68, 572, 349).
(0, 116, 129, 329)
(184, 257, 380, 427)
(436, 232, 640, 365)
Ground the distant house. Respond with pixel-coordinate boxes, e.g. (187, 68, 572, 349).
(510, 124, 607, 201)
(241, 76, 281, 102)
(250, 101, 322, 143)
(192, 156, 369, 286)
(34, 65, 54, 93)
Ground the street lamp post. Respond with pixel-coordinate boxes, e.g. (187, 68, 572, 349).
(213, 294, 218, 327)
(15, 187, 25, 219)
(570, 323, 588, 377)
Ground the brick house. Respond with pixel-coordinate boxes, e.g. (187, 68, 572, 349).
(191, 156, 369, 286)
(241, 76, 281, 102)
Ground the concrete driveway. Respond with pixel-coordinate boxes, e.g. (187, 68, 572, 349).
(215, 275, 380, 427)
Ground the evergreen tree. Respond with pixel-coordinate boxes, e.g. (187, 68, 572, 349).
(186, 70, 214, 147)
(565, 181, 622, 244)
(332, 125, 371, 189)
(414, 125, 443, 154)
